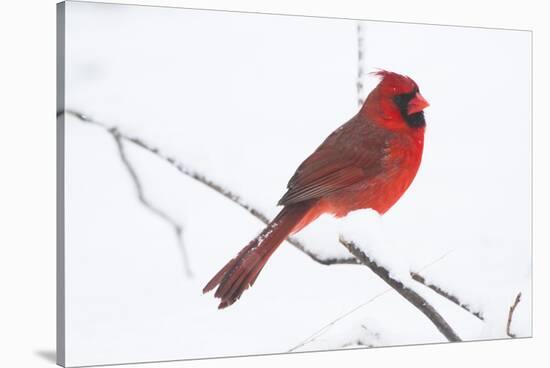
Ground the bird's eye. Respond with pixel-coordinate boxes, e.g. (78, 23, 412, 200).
(392, 93, 409, 111)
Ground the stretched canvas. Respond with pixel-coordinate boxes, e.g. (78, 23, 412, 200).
(57, 1, 532, 366)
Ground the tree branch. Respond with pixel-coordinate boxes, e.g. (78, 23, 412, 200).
(59, 109, 359, 267)
(410, 272, 484, 321)
(506, 292, 522, 338)
(61, 109, 478, 342)
(339, 235, 462, 342)
(111, 128, 192, 277)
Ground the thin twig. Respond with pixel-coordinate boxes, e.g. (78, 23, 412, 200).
(289, 288, 390, 352)
(339, 236, 461, 342)
(356, 22, 366, 107)
(58, 109, 360, 267)
(288, 251, 462, 351)
(506, 292, 522, 338)
(111, 129, 192, 277)
(410, 272, 484, 321)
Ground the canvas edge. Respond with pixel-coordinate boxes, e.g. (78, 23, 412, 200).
(56, 1, 67, 367)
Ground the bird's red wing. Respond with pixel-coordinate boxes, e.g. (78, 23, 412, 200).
(278, 142, 385, 206)
(278, 166, 365, 205)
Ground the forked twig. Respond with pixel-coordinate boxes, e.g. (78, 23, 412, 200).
(111, 129, 192, 277)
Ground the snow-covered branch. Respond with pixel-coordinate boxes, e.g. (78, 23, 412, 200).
(59, 109, 359, 267)
(410, 272, 484, 321)
(60, 109, 489, 343)
(338, 235, 462, 342)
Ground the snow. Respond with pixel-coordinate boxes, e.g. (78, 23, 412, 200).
(337, 209, 415, 285)
(62, 1, 531, 366)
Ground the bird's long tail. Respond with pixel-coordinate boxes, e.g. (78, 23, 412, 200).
(203, 203, 311, 309)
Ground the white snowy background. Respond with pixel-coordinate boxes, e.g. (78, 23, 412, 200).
(62, 1, 531, 367)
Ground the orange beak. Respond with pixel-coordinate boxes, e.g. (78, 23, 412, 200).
(407, 92, 430, 115)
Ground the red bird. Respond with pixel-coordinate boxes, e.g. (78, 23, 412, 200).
(203, 70, 429, 308)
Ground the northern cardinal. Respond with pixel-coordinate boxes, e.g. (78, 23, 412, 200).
(203, 70, 429, 308)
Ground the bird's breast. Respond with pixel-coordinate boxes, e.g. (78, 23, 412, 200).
(327, 131, 424, 217)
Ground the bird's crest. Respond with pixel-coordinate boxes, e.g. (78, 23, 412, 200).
(371, 69, 418, 92)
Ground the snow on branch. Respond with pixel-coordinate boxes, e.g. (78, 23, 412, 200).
(410, 272, 484, 321)
(61, 109, 484, 343)
(59, 109, 359, 267)
(339, 235, 462, 342)
(506, 292, 522, 338)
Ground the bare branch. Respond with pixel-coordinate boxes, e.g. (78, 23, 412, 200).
(506, 292, 522, 338)
(111, 129, 192, 277)
(356, 22, 366, 107)
(410, 272, 484, 321)
(339, 236, 461, 342)
(61, 109, 478, 340)
(59, 109, 359, 267)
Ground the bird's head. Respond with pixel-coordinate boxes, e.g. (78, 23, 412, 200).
(363, 70, 429, 130)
